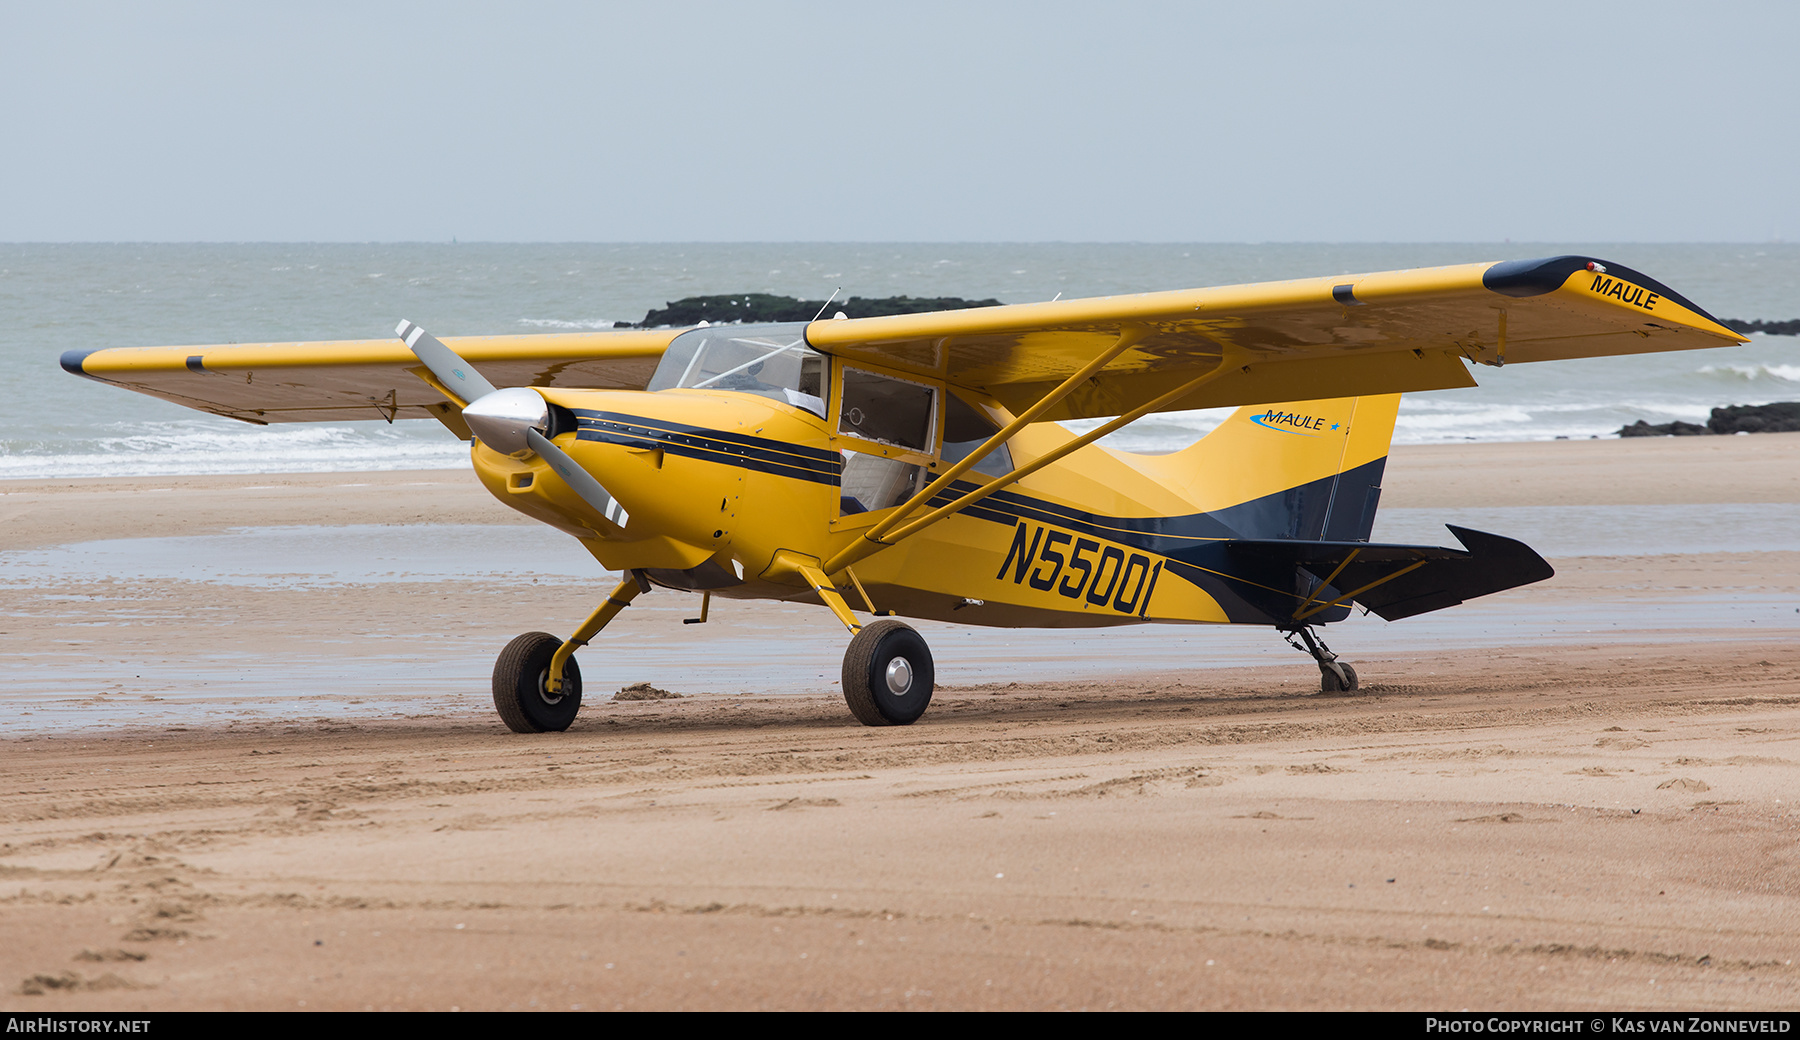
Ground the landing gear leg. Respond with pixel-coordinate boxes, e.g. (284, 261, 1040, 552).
(492, 572, 647, 733)
(1282, 625, 1358, 694)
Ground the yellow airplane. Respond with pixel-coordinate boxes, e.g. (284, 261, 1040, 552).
(63, 256, 1745, 732)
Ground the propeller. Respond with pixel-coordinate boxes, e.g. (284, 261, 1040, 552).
(397, 319, 496, 404)
(396, 320, 629, 529)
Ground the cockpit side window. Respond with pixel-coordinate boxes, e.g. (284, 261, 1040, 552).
(647, 322, 828, 418)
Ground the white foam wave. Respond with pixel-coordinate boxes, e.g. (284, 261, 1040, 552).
(0, 422, 470, 480)
(516, 318, 622, 329)
(1696, 363, 1800, 383)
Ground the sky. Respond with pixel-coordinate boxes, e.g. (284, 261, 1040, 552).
(2, 1, 1795, 243)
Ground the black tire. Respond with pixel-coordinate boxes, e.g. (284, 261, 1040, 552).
(1320, 661, 1359, 694)
(841, 619, 934, 726)
(492, 631, 582, 733)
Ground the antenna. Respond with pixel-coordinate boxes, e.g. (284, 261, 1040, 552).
(811, 287, 842, 322)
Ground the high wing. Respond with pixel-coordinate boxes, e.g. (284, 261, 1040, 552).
(61, 255, 1743, 428)
(62, 329, 679, 428)
(804, 255, 1747, 420)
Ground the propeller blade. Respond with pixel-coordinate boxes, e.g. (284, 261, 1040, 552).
(396, 319, 497, 405)
(527, 427, 629, 530)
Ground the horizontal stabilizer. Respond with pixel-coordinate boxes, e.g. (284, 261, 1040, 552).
(1225, 525, 1554, 623)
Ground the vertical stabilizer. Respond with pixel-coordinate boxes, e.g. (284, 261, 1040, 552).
(1129, 394, 1401, 541)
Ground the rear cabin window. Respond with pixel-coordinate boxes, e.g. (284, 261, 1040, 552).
(940, 392, 1014, 477)
(647, 323, 827, 418)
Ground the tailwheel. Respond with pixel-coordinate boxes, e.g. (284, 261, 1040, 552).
(493, 631, 583, 733)
(841, 619, 934, 726)
(1281, 625, 1360, 695)
(1320, 661, 1358, 694)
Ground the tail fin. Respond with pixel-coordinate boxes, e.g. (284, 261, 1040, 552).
(1131, 394, 1400, 541)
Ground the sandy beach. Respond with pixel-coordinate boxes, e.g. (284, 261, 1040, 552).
(2, 434, 1798, 1010)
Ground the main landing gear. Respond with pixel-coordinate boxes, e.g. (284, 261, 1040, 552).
(841, 619, 935, 726)
(490, 568, 938, 732)
(1282, 625, 1359, 694)
(785, 558, 936, 727)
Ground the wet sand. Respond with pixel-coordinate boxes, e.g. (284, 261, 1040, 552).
(2, 434, 1798, 1010)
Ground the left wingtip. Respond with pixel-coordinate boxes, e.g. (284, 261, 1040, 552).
(59, 349, 95, 377)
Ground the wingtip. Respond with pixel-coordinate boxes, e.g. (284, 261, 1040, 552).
(1484, 255, 1731, 329)
(59, 349, 95, 377)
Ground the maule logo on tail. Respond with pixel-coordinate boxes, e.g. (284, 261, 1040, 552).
(1252, 410, 1342, 436)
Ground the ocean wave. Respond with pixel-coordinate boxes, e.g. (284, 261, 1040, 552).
(0, 422, 469, 480)
(516, 318, 622, 329)
(1695, 363, 1800, 384)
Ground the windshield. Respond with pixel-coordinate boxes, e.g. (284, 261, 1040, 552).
(647, 322, 827, 418)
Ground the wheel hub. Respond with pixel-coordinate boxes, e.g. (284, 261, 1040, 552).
(883, 656, 913, 696)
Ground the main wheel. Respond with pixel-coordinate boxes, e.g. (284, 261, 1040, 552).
(492, 631, 583, 733)
(841, 619, 934, 726)
(1319, 661, 1359, 694)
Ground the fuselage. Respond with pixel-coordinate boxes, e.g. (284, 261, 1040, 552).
(462, 322, 1400, 629)
(470, 382, 1392, 629)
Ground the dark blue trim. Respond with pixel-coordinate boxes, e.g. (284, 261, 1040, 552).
(927, 456, 1389, 552)
(1160, 552, 1318, 625)
(573, 410, 843, 487)
(578, 427, 840, 485)
(572, 409, 839, 465)
(1332, 283, 1361, 306)
(927, 481, 1236, 551)
(922, 460, 1394, 624)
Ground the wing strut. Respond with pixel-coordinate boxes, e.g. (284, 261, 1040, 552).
(822, 336, 1238, 575)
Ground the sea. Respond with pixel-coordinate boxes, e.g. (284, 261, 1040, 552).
(3, 242, 1796, 479)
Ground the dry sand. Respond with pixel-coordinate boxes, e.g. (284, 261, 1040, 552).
(2, 434, 1799, 1011)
